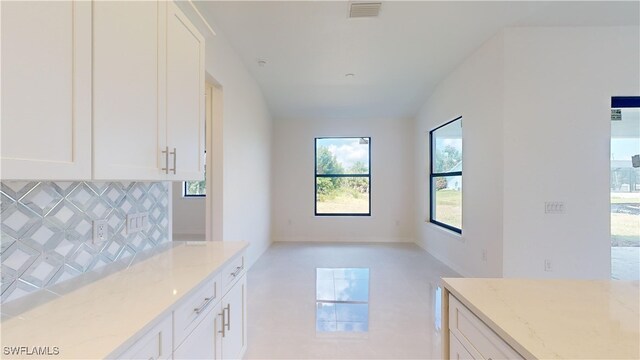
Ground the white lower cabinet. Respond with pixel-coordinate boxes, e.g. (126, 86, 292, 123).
(449, 332, 475, 360)
(447, 295, 523, 360)
(115, 252, 247, 360)
(174, 303, 221, 360)
(219, 274, 247, 360)
(117, 315, 172, 360)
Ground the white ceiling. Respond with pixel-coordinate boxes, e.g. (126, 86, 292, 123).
(195, 1, 639, 120)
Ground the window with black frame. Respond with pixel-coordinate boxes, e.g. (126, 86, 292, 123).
(315, 137, 370, 216)
(430, 117, 462, 233)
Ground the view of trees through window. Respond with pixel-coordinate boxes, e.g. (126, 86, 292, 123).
(184, 174, 206, 197)
(315, 137, 370, 215)
(430, 118, 462, 232)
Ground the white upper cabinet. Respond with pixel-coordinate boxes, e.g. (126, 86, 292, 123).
(164, 1, 206, 181)
(1, 1, 92, 180)
(2, 1, 205, 181)
(92, 1, 165, 180)
(94, 1, 205, 181)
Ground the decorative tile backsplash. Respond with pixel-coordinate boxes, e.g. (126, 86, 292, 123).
(0, 181, 169, 304)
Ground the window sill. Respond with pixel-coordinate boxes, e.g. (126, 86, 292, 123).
(425, 220, 464, 241)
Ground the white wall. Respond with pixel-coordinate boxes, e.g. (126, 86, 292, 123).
(171, 182, 206, 237)
(502, 27, 640, 279)
(272, 118, 414, 243)
(414, 26, 639, 279)
(205, 29, 273, 268)
(414, 33, 505, 278)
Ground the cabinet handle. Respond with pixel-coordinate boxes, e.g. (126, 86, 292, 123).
(170, 147, 177, 174)
(230, 266, 243, 277)
(225, 304, 231, 331)
(161, 146, 169, 174)
(193, 297, 214, 315)
(218, 305, 229, 338)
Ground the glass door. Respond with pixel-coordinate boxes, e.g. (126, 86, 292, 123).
(610, 97, 640, 280)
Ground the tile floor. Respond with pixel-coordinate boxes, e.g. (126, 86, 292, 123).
(245, 242, 459, 359)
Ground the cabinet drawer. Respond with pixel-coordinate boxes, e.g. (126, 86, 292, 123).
(450, 331, 477, 360)
(222, 253, 245, 295)
(116, 315, 171, 360)
(449, 295, 523, 360)
(174, 274, 221, 348)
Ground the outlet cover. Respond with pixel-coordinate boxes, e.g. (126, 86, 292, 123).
(93, 219, 109, 244)
(544, 259, 552, 272)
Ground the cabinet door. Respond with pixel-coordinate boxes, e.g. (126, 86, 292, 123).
(221, 275, 247, 360)
(1, 1, 91, 180)
(174, 303, 221, 360)
(115, 315, 172, 360)
(164, 1, 205, 181)
(93, 1, 166, 180)
(450, 332, 476, 360)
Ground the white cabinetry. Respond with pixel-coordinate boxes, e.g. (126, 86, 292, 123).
(93, 0, 205, 181)
(1, 1, 92, 180)
(114, 251, 247, 360)
(447, 295, 523, 360)
(164, 1, 206, 181)
(92, 1, 164, 180)
(116, 315, 172, 360)
(1, 0, 204, 181)
(220, 274, 247, 359)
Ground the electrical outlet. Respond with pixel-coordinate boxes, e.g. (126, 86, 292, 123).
(544, 259, 552, 272)
(93, 219, 108, 244)
(482, 249, 487, 262)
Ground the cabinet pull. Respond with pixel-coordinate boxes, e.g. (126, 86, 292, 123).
(218, 305, 229, 338)
(230, 266, 243, 278)
(225, 304, 231, 331)
(170, 147, 177, 174)
(161, 146, 169, 174)
(193, 297, 214, 315)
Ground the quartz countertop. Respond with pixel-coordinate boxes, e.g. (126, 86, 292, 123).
(442, 278, 640, 359)
(0, 241, 248, 359)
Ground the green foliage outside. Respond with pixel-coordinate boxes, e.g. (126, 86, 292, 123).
(435, 144, 461, 173)
(185, 177, 206, 196)
(316, 146, 369, 212)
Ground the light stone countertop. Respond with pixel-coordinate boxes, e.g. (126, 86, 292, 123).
(0, 241, 248, 359)
(442, 278, 640, 359)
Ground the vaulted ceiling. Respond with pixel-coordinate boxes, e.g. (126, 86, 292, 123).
(196, 1, 639, 120)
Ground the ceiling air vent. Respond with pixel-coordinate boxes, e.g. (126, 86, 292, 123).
(349, 2, 382, 18)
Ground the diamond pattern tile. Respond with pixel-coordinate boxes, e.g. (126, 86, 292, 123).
(129, 183, 146, 201)
(21, 220, 64, 252)
(1, 279, 39, 303)
(68, 183, 97, 211)
(19, 182, 63, 217)
(1, 242, 39, 278)
(1, 231, 17, 255)
(118, 194, 137, 215)
(66, 215, 93, 243)
(51, 182, 80, 197)
(86, 182, 109, 196)
(21, 253, 64, 288)
(67, 244, 97, 272)
(48, 265, 81, 286)
(1, 181, 38, 201)
(1, 204, 39, 239)
(0, 181, 169, 304)
(87, 197, 111, 219)
(102, 237, 125, 262)
(45, 200, 83, 230)
(103, 183, 126, 207)
(53, 236, 80, 259)
(1, 191, 16, 212)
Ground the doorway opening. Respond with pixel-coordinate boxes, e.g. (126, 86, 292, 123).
(610, 97, 640, 280)
(172, 80, 223, 242)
